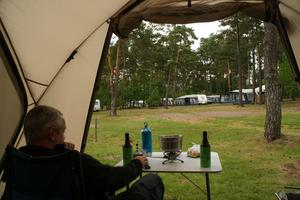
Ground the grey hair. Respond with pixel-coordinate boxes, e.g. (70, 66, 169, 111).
(24, 105, 65, 144)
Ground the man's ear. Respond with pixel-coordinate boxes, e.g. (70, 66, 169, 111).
(48, 127, 56, 142)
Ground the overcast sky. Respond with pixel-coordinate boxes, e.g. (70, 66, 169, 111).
(186, 21, 221, 50)
(112, 21, 222, 49)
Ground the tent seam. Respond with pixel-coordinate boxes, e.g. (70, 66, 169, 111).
(0, 18, 36, 105)
(36, 20, 110, 104)
(25, 78, 49, 87)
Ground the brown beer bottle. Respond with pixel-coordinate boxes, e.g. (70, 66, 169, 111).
(134, 143, 143, 157)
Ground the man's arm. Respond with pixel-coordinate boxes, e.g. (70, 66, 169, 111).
(82, 153, 143, 191)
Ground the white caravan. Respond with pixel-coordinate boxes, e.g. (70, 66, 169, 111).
(175, 94, 208, 105)
(93, 99, 101, 111)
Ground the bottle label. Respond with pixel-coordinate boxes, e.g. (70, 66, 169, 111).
(123, 147, 133, 165)
(200, 146, 211, 168)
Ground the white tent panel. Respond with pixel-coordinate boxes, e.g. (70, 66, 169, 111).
(280, 0, 300, 71)
(0, 0, 130, 101)
(0, 0, 130, 149)
(0, 22, 35, 107)
(36, 23, 109, 150)
(27, 82, 47, 103)
(23, 83, 35, 106)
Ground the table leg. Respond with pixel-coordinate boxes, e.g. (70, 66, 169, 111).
(205, 173, 211, 200)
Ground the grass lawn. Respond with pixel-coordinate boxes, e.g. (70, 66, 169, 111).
(85, 100, 300, 200)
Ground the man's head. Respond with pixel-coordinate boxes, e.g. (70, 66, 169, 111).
(24, 105, 66, 148)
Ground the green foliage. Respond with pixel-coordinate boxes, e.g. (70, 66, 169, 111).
(219, 13, 264, 92)
(278, 53, 300, 100)
(146, 87, 161, 107)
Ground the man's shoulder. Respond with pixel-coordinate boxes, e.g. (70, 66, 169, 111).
(18, 145, 67, 157)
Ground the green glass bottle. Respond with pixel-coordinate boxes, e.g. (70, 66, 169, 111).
(200, 131, 211, 168)
(123, 133, 133, 166)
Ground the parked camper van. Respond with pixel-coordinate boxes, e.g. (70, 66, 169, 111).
(161, 98, 174, 106)
(93, 99, 101, 111)
(175, 94, 208, 105)
(229, 85, 265, 104)
(207, 95, 221, 104)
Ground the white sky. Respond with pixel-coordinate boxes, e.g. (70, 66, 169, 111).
(186, 21, 221, 50)
(112, 21, 222, 49)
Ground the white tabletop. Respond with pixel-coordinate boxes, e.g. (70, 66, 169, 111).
(116, 152, 222, 173)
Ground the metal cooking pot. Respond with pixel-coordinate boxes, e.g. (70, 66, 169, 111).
(160, 135, 183, 153)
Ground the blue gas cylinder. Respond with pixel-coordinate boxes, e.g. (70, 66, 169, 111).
(141, 122, 152, 156)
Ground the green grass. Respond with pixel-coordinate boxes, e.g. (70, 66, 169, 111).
(85, 100, 300, 200)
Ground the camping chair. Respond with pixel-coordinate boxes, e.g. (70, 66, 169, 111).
(2, 146, 86, 200)
(275, 186, 300, 200)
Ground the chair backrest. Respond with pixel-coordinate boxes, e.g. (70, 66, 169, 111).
(3, 146, 86, 200)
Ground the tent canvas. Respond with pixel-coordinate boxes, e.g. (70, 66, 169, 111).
(1, 0, 300, 195)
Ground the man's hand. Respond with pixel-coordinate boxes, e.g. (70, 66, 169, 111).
(134, 155, 149, 168)
(64, 142, 75, 150)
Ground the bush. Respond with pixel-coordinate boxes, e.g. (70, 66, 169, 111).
(147, 88, 161, 108)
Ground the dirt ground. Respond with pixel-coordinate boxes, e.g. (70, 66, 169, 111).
(158, 110, 261, 123)
(283, 160, 300, 179)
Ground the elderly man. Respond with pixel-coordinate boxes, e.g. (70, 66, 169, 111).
(19, 105, 164, 200)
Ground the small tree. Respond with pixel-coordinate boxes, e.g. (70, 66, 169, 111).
(147, 88, 161, 108)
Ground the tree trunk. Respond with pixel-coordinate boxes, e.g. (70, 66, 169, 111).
(107, 39, 124, 116)
(172, 46, 180, 102)
(264, 22, 282, 142)
(252, 49, 256, 104)
(166, 46, 180, 109)
(257, 45, 263, 104)
(236, 17, 244, 107)
(165, 67, 171, 109)
(227, 62, 231, 92)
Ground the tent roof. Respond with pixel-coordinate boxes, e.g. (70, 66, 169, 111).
(112, 0, 265, 38)
(176, 94, 207, 99)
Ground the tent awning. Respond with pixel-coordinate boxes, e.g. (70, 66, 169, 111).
(113, 0, 266, 38)
(0, 1, 300, 179)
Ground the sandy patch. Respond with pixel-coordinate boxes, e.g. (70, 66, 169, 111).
(157, 110, 258, 123)
(282, 160, 300, 179)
